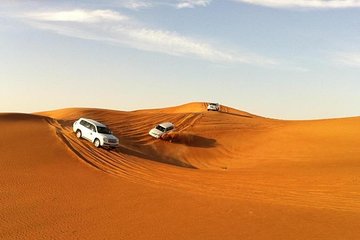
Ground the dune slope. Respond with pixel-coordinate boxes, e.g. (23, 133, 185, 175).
(1, 103, 360, 239)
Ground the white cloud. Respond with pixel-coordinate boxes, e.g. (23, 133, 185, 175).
(233, 0, 360, 9)
(121, 0, 153, 10)
(20, 8, 276, 66)
(177, 0, 212, 9)
(25, 9, 127, 23)
(119, 27, 277, 65)
(335, 52, 360, 67)
(120, 27, 235, 61)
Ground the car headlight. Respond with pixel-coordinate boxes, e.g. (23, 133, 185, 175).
(103, 137, 108, 142)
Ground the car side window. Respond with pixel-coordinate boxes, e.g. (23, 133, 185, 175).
(90, 124, 96, 132)
(80, 120, 87, 126)
(80, 120, 94, 130)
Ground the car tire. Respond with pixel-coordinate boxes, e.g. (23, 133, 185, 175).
(76, 130, 82, 138)
(94, 139, 101, 148)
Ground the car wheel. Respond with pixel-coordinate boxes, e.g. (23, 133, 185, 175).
(94, 139, 101, 148)
(76, 130, 82, 138)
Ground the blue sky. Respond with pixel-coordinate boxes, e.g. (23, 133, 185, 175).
(0, 0, 359, 119)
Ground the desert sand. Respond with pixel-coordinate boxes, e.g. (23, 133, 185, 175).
(1, 102, 360, 239)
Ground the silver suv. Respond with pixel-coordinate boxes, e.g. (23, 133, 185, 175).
(207, 103, 220, 111)
(149, 122, 175, 139)
(73, 118, 119, 148)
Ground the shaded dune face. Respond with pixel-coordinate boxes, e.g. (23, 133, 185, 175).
(38, 102, 259, 170)
(32, 102, 360, 212)
(39, 102, 360, 170)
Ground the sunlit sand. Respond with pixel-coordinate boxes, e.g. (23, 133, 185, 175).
(1, 102, 359, 239)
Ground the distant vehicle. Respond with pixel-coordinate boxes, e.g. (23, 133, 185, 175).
(73, 118, 119, 148)
(207, 103, 220, 111)
(149, 122, 175, 139)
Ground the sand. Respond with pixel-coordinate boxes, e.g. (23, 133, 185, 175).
(1, 102, 360, 239)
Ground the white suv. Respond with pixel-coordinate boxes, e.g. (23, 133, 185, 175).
(207, 103, 220, 111)
(149, 122, 175, 139)
(73, 118, 119, 148)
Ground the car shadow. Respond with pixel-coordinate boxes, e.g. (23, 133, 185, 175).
(163, 133, 217, 148)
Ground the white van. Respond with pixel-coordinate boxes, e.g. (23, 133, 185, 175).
(149, 122, 175, 139)
(73, 118, 119, 148)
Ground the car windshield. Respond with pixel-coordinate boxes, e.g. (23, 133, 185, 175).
(156, 125, 166, 132)
(97, 126, 111, 134)
(210, 103, 218, 106)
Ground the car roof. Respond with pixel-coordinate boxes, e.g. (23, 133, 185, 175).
(80, 118, 107, 127)
(158, 122, 174, 128)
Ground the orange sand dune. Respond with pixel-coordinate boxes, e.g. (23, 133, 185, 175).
(1, 103, 360, 239)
